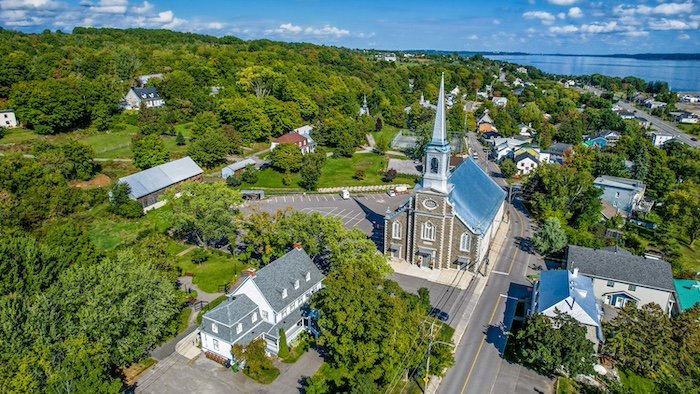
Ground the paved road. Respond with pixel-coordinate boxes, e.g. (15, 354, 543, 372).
(617, 101, 699, 148)
(436, 134, 552, 394)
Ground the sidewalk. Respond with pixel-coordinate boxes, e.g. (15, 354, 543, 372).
(424, 210, 512, 394)
(389, 260, 474, 290)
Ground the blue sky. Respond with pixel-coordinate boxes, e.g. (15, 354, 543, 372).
(0, 0, 698, 54)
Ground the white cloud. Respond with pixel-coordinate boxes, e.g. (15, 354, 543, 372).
(568, 7, 583, 18)
(648, 18, 699, 30)
(614, 2, 694, 16)
(557, 12, 565, 19)
(622, 30, 649, 37)
(523, 10, 556, 24)
(206, 21, 223, 30)
(130, 1, 153, 15)
(679, 33, 690, 39)
(267, 22, 351, 39)
(87, 0, 128, 14)
(580, 21, 618, 33)
(549, 24, 579, 33)
(0, 0, 61, 10)
(467, 34, 478, 40)
(304, 25, 350, 38)
(547, 0, 577, 5)
(276, 22, 302, 34)
(150, 10, 173, 23)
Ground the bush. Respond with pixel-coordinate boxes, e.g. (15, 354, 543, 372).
(34, 124, 54, 135)
(383, 168, 397, 182)
(354, 169, 365, 180)
(226, 175, 242, 187)
(241, 166, 259, 184)
(190, 249, 209, 264)
(278, 328, 289, 358)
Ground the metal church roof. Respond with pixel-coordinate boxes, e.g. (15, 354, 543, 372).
(448, 158, 506, 235)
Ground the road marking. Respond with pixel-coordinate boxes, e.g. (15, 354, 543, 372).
(491, 270, 509, 276)
(282, 196, 286, 203)
(460, 295, 502, 394)
(316, 195, 320, 202)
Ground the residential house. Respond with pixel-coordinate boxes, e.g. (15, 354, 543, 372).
(636, 116, 651, 129)
(136, 73, 164, 86)
(478, 123, 498, 135)
(518, 123, 535, 137)
(585, 130, 621, 148)
(221, 159, 256, 179)
(594, 175, 646, 219)
(513, 87, 525, 97)
(616, 110, 636, 120)
(200, 245, 325, 361)
(480, 131, 501, 140)
(566, 245, 676, 315)
(118, 156, 203, 209)
(674, 280, 700, 313)
(383, 53, 397, 62)
(123, 87, 165, 110)
(583, 136, 609, 149)
(477, 110, 494, 126)
(0, 109, 18, 128)
(516, 66, 528, 74)
(271, 126, 316, 154)
(675, 111, 699, 124)
(385, 74, 506, 275)
(489, 137, 530, 162)
(650, 130, 674, 147)
(492, 97, 508, 107)
(463, 101, 481, 113)
(539, 142, 573, 165)
(644, 100, 667, 110)
(563, 80, 576, 88)
(530, 269, 603, 343)
(680, 94, 700, 103)
(514, 147, 539, 176)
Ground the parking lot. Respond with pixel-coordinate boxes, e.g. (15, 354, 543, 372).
(246, 193, 409, 246)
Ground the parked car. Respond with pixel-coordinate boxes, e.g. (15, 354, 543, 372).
(429, 308, 449, 322)
(340, 189, 350, 199)
(387, 189, 396, 197)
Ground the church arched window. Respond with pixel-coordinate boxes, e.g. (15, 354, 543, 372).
(392, 221, 402, 239)
(460, 233, 471, 252)
(430, 157, 439, 174)
(422, 222, 435, 241)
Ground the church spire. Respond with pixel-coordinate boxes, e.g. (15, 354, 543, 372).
(431, 73, 447, 146)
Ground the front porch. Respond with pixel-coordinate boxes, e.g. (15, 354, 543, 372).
(264, 308, 318, 354)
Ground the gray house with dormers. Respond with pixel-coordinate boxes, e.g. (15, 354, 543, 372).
(384, 74, 506, 275)
(123, 87, 165, 110)
(200, 245, 324, 361)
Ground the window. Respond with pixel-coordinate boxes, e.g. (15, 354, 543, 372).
(459, 233, 471, 252)
(294, 279, 299, 290)
(236, 323, 242, 334)
(607, 280, 615, 287)
(430, 158, 439, 174)
(282, 288, 288, 299)
(261, 310, 268, 320)
(211, 323, 218, 334)
(422, 222, 435, 241)
(392, 221, 402, 239)
(628, 284, 636, 291)
(213, 339, 219, 350)
(306, 271, 311, 281)
(252, 312, 258, 323)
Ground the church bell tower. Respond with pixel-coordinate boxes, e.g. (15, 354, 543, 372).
(421, 73, 451, 194)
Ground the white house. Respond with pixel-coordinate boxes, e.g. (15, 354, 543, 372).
(0, 110, 18, 128)
(516, 67, 528, 74)
(200, 245, 325, 361)
(383, 53, 397, 62)
(539, 142, 573, 165)
(492, 97, 508, 107)
(566, 245, 676, 316)
(530, 268, 603, 343)
(680, 94, 700, 103)
(644, 100, 667, 110)
(650, 130, 674, 147)
(514, 147, 539, 176)
(123, 87, 165, 110)
(489, 137, 531, 162)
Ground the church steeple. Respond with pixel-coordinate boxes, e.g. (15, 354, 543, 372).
(421, 73, 451, 194)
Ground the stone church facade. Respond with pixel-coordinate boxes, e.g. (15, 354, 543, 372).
(384, 74, 506, 273)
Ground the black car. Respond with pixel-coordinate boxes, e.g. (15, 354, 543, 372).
(430, 308, 449, 322)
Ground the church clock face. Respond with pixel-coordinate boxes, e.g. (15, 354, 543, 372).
(423, 199, 438, 209)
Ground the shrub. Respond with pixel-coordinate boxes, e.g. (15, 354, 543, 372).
(190, 249, 209, 264)
(383, 168, 397, 182)
(241, 166, 259, 184)
(226, 175, 242, 187)
(354, 169, 365, 180)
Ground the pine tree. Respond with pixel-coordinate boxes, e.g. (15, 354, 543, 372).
(176, 131, 185, 146)
(278, 328, 289, 358)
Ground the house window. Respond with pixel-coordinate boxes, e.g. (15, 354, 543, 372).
(459, 233, 471, 252)
(211, 323, 218, 334)
(392, 221, 402, 239)
(306, 271, 311, 281)
(236, 323, 242, 334)
(294, 280, 299, 290)
(607, 280, 615, 287)
(213, 339, 219, 350)
(422, 222, 436, 241)
(252, 312, 258, 323)
(430, 158, 439, 174)
(261, 310, 268, 320)
(282, 288, 288, 299)
(628, 284, 636, 291)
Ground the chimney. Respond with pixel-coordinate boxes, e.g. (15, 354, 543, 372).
(572, 267, 579, 278)
(293, 243, 303, 250)
(243, 268, 256, 277)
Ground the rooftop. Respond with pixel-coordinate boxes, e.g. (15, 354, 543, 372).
(536, 269, 601, 333)
(566, 245, 675, 292)
(674, 279, 700, 313)
(119, 156, 203, 199)
(594, 175, 645, 192)
(131, 87, 162, 100)
(276, 132, 307, 144)
(448, 158, 506, 235)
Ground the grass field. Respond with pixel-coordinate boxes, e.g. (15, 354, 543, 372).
(619, 369, 656, 393)
(177, 247, 249, 293)
(86, 204, 173, 251)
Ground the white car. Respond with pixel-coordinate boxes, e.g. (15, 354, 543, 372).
(387, 190, 396, 197)
(340, 190, 350, 199)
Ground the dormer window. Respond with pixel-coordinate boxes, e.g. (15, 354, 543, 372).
(306, 272, 311, 281)
(211, 323, 218, 334)
(252, 312, 257, 323)
(141, 94, 147, 98)
(294, 279, 299, 289)
(149, 93, 154, 98)
(236, 323, 242, 334)
(282, 288, 288, 299)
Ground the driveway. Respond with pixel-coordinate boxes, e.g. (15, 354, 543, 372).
(136, 349, 323, 394)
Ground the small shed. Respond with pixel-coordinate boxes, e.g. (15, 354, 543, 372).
(222, 159, 256, 179)
(241, 190, 265, 200)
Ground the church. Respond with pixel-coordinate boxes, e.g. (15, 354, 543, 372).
(384, 74, 506, 273)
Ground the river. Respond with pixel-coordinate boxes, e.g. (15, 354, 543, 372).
(485, 54, 700, 92)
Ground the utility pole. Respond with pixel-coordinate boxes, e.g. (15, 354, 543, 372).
(424, 321, 455, 385)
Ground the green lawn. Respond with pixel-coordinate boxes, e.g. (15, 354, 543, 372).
(619, 369, 656, 394)
(373, 125, 402, 146)
(86, 204, 173, 251)
(244, 365, 280, 384)
(678, 243, 700, 273)
(177, 248, 249, 293)
(556, 377, 578, 394)
(677, 123, 700, 136)
(0, 128, 39, 144)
